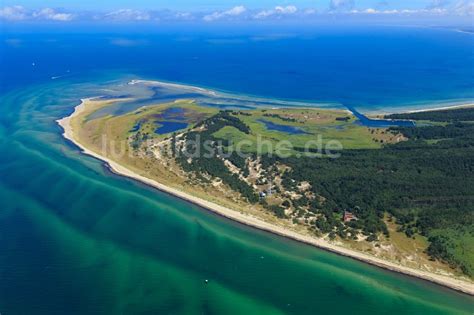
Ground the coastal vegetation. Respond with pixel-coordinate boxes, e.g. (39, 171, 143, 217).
(269, 122, 474, 276)
(176, 107, 474, 277)
(71, 98, 474, 281)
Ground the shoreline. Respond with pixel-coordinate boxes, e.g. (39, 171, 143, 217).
(131, 78, 474, 115)
(364, 102, 474, 116)
(405, 103, 474, 114)
(130, 79, 343, 110)
(57, 98, 474, 296)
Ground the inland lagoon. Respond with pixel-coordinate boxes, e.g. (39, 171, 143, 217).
(257, 119, 311, 135)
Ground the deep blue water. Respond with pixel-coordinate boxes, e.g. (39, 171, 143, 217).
(1, 24, 473, 112)
(257, 119, 310, 134)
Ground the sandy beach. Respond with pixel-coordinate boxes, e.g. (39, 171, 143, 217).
(57, 99, 474, 296)
(366, 102, 474, 116)
(405, 103, 474, 114)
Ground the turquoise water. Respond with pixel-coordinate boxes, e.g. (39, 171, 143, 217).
(0, 25, 474, 314)
(0, 75, 472, 315)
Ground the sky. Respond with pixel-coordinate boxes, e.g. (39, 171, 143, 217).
(0, 0, 473, 23)
(0, 1, 435, 11)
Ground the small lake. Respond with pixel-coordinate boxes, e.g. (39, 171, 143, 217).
(155, 121, 189, 134)
(155, 108, 189, 134)
(158, 107, 187, 120)
(130, 120, 143, 132)
(257, 119, 311, 135)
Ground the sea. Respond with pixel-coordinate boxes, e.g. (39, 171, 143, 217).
(0, 23, 473, 314)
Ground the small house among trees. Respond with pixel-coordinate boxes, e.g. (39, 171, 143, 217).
(343, 210, 358, 223)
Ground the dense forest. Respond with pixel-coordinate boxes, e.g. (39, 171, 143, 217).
(386, 107, 474, 122)
(394, 122, 474, 140)
(176, 108, 474, 276)
(270, 108, 474, 276)
(176, 111, 258, 203)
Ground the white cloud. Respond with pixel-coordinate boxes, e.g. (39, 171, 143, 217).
(329, 0, 355, 12)
(1, 2, 473, 23)
(0, 6, 74, 21)
(226, 5, 247, 16)
(0, 6, 28, 20)
(104, 9, 151, 21)
(203, 5, 246, 21)
(345, 0, 472, 16)
(382, 9, 400, 14)
(254, 10, 273, 19)
(329, 1, 452, 15)
(175, 12, 194, 20)
(350, 8, 421, 14)
(33, 8, 74, 21)
(355, 8, 401, 14)
(254, 5, 298, 19)
(275, 5, 298, 14)
(453, 0, 474, 15)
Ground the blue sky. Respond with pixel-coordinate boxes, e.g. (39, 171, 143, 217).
(1, 1, 473, 22)
(1, 1, 433, 11)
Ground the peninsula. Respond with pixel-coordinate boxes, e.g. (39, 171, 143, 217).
(57, 81, 474, 296)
